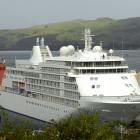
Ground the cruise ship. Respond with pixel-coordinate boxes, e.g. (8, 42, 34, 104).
(0, 29, 140, 123)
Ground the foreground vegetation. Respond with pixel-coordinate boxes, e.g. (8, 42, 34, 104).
(0, 112, 140, 140)
(1, 17, 140, 50)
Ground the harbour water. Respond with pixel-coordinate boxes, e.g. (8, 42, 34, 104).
(0, 50, 140, 70)
(114, 50, 140, 71)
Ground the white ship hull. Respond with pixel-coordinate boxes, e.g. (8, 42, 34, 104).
(0, 91, 75, 123)
(80, 96, 140, 121)
(0, 91, 140, 122)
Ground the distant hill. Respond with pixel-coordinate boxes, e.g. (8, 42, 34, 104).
(0, 17, 140, 51)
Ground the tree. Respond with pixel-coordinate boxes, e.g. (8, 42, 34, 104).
(43, 112, 119, 140)
(2, 110, 140, 140)
(0, 111, 33, 140)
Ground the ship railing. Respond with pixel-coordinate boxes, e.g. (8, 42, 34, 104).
(73, 64, 128, 68)
(84, 95, 140, 102)
(93, 64, 128, 67)
(68, 69, 129, 75)
(129, 70, 136, 73)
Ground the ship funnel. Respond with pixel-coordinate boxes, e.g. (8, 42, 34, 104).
(36, 37, 39, 46)
(29, 45, 43, 65)
(40, 37, 45, 46)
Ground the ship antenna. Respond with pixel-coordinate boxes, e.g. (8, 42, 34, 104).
(36, 37, 39, 46)
(113, 40, 115, 50)
(121, 40, 124, 57)
(100, 41, 103, 47)
(76, 46, 79, 51)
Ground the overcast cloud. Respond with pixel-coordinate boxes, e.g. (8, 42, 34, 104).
(0, 0, 140, 29)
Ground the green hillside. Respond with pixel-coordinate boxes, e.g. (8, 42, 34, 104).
(0, 17, 140, 50)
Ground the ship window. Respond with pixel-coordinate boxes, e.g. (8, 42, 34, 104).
(121, 76, 128, 80)
(129, 84, 133, 87)
(95, 77, 98, 80)
(90, 77, 98, 80)
(92, 85, 95, 88)
(125, 84, 129, 87)
(90, 77, 94, 80)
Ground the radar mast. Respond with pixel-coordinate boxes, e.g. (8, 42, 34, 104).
(84, 28, 94, 51)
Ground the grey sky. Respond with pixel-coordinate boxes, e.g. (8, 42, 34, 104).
(0, 0, 140, 29)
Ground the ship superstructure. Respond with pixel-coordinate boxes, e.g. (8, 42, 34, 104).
(0, 29, 140, 122)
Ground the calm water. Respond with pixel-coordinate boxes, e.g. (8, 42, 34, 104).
(114, 50, 140, 71)
(0, 50, 140, 70)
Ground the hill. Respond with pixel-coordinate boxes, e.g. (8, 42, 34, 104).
(0, 17, 140, 51)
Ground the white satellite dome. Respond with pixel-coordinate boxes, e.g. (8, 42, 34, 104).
(60, 46, 69, 56)
(68, 45, 75, 52)
(93, 45, 102, 52)
(60, 45, 75, 56)
(68, 45, 75, 54)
